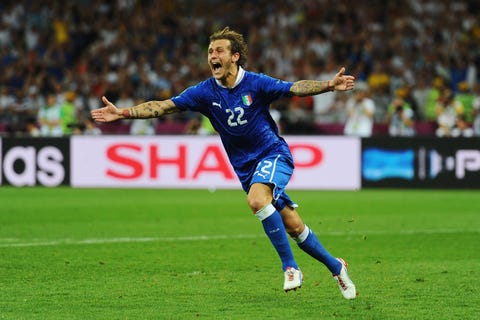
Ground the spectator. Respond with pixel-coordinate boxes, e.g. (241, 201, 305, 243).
(456, 81, 475, 124)
(25, 117, 40, 137)
(25, 86, 45, 118)
(472, 84, 480, 136)
(412, 75, 430, 121)
(61, 91, 77, 135)
(344, 82, 375, 137)
(38, 93, 63, 137)
(386, 92, 415, 137)
(435, 89, 464, 137)
(425, 77, 447, 122)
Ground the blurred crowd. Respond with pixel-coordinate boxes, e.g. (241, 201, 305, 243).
(1, 0, 479, 137)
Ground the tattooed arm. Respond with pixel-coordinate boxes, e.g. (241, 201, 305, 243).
(91, 96, 180, 122)
(290, 80, 335, 97)
(289, 67, 355, 97)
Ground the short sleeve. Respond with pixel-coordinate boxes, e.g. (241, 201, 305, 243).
(171, 83, 206, 112)
(255, 74, 293, 104)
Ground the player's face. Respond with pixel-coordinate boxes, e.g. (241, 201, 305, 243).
(208, 39, 239, 81)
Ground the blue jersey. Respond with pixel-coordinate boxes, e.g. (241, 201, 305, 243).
(171, 68, 294, 178)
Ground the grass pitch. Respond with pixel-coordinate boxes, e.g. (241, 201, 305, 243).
(0, 187, 479, 319)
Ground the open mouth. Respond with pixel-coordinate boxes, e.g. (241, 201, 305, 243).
(212, 62, 222, 72)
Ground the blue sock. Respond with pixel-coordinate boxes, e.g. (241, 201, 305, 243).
(255, 204, 298, 271)
(295, 225, 341, 274)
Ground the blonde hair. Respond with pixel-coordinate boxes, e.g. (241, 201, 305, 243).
(209, 27, 248, 67)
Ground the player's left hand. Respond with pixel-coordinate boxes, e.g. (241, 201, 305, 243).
(332, 67, 355, 91)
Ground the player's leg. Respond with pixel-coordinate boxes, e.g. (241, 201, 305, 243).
(248, 182, 302, 291)
(247, 183, 298, 272)
(247, 154, 302, 291)
(279, 204, 357, 299)
(279, 205, 341, 274)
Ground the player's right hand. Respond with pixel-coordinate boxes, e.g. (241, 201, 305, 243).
(91, 96, 121, 122)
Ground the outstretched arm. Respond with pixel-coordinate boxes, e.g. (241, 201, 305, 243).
(290, 67, 355, 97)
(91, 96, 180, 122)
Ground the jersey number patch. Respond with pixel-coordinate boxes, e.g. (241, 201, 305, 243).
(226, 107, 248, 127)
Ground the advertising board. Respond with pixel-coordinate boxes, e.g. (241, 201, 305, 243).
(362, 138, 480, 188)
(0, 138, 70, 187)
(71, 136, 361, 190)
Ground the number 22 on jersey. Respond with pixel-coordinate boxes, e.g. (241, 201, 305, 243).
(226, 107, 248, 127)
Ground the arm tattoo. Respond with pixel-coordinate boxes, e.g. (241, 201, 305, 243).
(289, 80, 333, 97)
(123, 100, 179, 119)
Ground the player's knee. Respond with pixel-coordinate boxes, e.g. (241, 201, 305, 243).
(286, 223, 303, 238)
(247, 194, 271, 213)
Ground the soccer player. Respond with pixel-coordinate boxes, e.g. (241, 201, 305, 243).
(91, 27, 357, 299)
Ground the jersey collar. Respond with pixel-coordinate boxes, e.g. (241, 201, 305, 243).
(215, 66, 245, 89)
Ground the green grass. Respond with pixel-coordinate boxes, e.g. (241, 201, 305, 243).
(0, 188, 479, 319)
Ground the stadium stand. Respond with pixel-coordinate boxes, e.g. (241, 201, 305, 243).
(0, 0, 478, 137)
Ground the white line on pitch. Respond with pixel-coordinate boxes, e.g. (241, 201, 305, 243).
(0, 228, 478, 248)
(0, 234, 263, 248)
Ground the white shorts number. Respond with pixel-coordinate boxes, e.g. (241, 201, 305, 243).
(254, 160, 273, 179)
